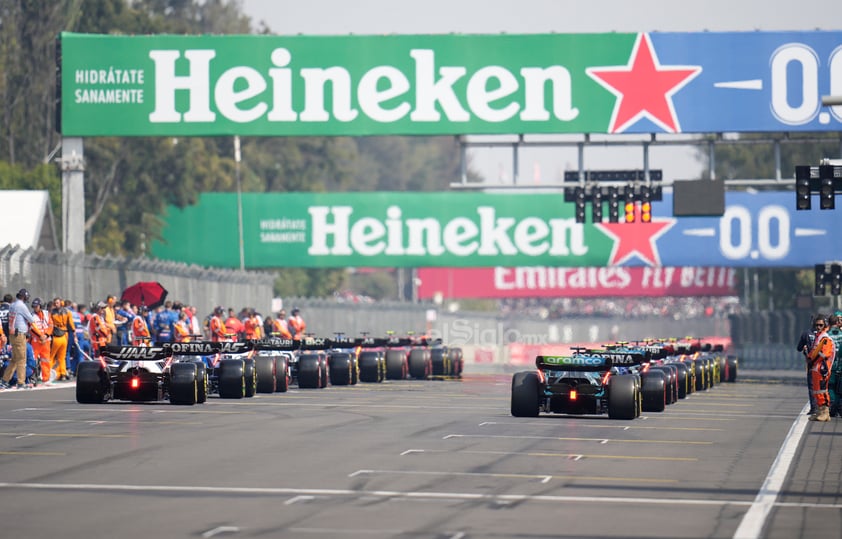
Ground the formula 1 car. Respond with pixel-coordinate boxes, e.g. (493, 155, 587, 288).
(163, 341, 261, 399)
(511, 351, 643, 420)
(76, 345, 204, 405)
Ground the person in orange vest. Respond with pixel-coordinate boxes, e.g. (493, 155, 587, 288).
(131, 305, 152, 346)
(288, 308, 306, 339)
(209, 306, 233, 342)
(272, 309, 292, 339)
(88, 301, 112, 359)
(808, 314, 837, 422)
(243, 309, 262, 340)
(29, 298, 53, 383)
(49, 296, 75, 382)
(173, 311, 192, 343)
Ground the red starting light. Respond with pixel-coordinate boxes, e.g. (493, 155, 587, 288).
(131, 378, 139, 389)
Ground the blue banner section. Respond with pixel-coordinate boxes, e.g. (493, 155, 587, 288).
(640, 191, 836, 267)
(649, 31, 842, 133)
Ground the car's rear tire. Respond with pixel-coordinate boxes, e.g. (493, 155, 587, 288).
(255, 357, 276, 394)
(169, 362, 198, 405)
(641, 370, 666, 412)
(329, 353, 353, 386)
(195, 362, 208, 403)
(725, 356, 738, 382)
(511, 371, 540, 417)
(359, 352, 381, 383)
(408, 349, 429, 380)
(274, 356, 289, 392)
(385, 350, 407, 380)
(76, 361, 108, 404)
(608, 375, 638, 420)
(298, 355, 321, 388)
(218, 359, 245, 399)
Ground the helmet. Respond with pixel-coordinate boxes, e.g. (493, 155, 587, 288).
(31, 297, 42, 308)
(17, 288, 29, 301)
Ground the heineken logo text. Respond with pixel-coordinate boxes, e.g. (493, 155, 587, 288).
(148, 48, 579, 125)
(308, 205, 586, 258)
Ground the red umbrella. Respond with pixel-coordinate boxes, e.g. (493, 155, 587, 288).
(121, 281, 168, 310)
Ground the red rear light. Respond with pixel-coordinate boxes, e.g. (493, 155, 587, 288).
(601, 371, 611, 385)
(130, 378, 139, 389)
(569, 389, 578, 401)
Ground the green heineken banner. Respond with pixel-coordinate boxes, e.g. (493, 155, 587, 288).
(59, 30, 842, 136)
(152, 192, 613, 268)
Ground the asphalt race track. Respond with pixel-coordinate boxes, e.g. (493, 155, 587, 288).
(0, 373, 836, 539)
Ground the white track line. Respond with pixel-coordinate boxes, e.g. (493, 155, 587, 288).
(732, 403, 810, 539)
(2, 481, 841, 510)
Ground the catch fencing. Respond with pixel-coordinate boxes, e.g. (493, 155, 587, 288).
(0, 246, 274, 316)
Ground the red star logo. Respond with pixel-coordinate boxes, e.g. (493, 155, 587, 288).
(586, 33, 701, 133)
(596, 211, 675, 266)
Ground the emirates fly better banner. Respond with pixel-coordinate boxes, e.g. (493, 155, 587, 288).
(416, 267, 738, 299)
(152, 191, 842, 268)
(60, 31, 842, 136)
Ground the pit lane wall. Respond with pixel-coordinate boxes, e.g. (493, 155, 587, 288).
(729, 310, 814, 371)
(289, 297, 727, 371)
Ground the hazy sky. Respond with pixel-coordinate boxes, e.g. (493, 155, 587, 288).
(238, 0, 842, 184)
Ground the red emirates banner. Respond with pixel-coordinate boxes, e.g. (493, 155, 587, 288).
(417, 267, 738, 299)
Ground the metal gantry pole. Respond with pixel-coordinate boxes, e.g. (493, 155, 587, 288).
(235, 135, 245, 271)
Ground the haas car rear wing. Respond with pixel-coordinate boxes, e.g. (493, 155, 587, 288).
(537, 350, 648, 371)
(101, 345, 173, 361)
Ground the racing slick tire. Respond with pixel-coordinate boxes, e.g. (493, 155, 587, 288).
(725, 356, 739, 383)
(244, 359, 257, 397)
(641, 370, 667, 413)
(385, 350, 407, 380)
(76, 361, 109, 404)
(195, 362, 208, 403)
(408, 349, 430, 380)
(510, 371, 540, 417)
(430, 349, 450, 377)
(448, 347, 464, 378)
(672, 362, 689, 399)
(702, 358, 713, 390)
(169, 362, 198, 405)
(218, 359, 246, 399)
(297, 355, 322, 389)
(608, 375, 638, 420)
(329, 353, 354, 386)
(318, 354, 329, 388)
(255, 356, 277, 394)
(359, 351, 384, 383)
(694, 360, 706, 392)
(274, 356, 289, 392)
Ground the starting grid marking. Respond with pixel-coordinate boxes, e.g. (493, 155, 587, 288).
(1, 480, 840, 511)
(399, 448, 698, 462)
